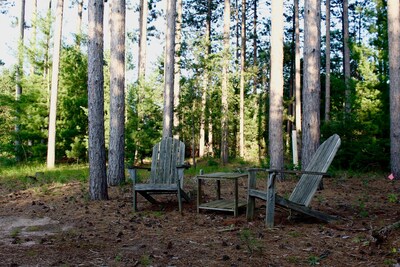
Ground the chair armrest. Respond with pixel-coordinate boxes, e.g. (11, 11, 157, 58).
(247, 168, 330, 177)
(247, 168, 267, 172)
(268, 169, 330, 177)
(176, 163, 190, 188)
(128, 166, 151, 171)
(176, 162, 191, 169)
(127, 166, 151, 184)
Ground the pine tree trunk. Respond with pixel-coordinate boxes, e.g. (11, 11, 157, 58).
(294, 0, 301, 134)
(30, 0, 37, 75)
(107, 0, 126, 186)
(15, 0, 25, 161)
(44, 0, 52, 88)
(325, 0, 331, 122)
(76, 0, 83, 47)
(207, 0, 214, 156)
(253, 0, 258, 95)
(88, 0, 108, 200)
(239, 0, 246, 158)
(301, 0, 321, 169)
(138, 0, 148, 81)
(16, 0, 25, 99)
(162, 0, 176, 138)
(47, 0, 64, 169)
(199, 0, 212, 158)
(343, 0, 351, 115)
(221, 0, 230, 165)
(269, 0, 284, 171)
(253, 0, 263, 161)
(388, 0, 400, 180)
(173, 0, 182, 139)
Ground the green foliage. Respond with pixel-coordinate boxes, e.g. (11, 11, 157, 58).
(17, 74, 49, 160)
(239, 228, 263, 254)
(139, 254, 152, 266)
(126, 75, 163, 164)
(58, 46, 89, 161)
(387, 193, 398, 203)
(0, 69, 16, 161)
(322, 37, 390, 172)
(321, 1, 391, 171)
(65, 137, 87, 164)
(244, 95, 263, 162)
(307, 255, 320, 266)
(356, 196, 369, 218)
(207, 158, 219, 167)
(322, 119, 389, 171)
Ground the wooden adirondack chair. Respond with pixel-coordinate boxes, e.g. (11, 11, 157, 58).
(246, 134, 341, 227)
(128, 137, 190, 213)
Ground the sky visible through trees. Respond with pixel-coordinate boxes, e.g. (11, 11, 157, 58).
(0, 0, 164, 81)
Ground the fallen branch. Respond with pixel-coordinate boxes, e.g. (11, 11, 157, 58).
(372, 220, 400, 244)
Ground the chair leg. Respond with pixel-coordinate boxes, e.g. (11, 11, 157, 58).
(177, 188, 182, 214)
(180, 190, 190, 202)
(246, 170, 257, 221)
(266, 172, 277, 227)
(133, 189, 138, 212)
(246, 195, 255, 220)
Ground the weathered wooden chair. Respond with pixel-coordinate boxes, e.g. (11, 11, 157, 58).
(128, 137, 190, 213)
(246, 134, 341, 227)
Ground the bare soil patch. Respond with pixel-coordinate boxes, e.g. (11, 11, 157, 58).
(0, 173, 399, 266)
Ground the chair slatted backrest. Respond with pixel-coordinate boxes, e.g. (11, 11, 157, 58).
(289, 134, 341, 207)
(150, 137, 185, 185)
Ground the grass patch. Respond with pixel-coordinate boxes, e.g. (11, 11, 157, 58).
(140, 254, 152, 266)
(239, 228, 263, 254)
(288, 231, 301, 238)
(185, 157, 253, 176)
(10, 228, 21, 238)
(0, 163, 89, 192)
(25, 225, 42, 232)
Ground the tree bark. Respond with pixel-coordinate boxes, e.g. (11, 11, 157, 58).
(76, 0, 84, 47)
(269, 0, 284, 172)
(138, 0, 148, 81)
(372, 220, 400, 244)
(221, 0, 230, 165)
(253, 0, 258, 95)
(162, 0, 176, 138)
(46, 0, 64, 169)
(15, 0, 25, 161)
(239, 0, 246, 158)
(325, 0, 331, 122)
(253, 0, 263, 161)
(16, 0, 25, 100)
(301, 0, 321, 169)
(294, 0, 301, 133)
(30, 0, 37, 75)
(173, 0, 183, 139)
(43, 0, 52, 90)
(88, 0, 108, 200)
(343, 0, 351, 115)
(207, 0, 214, 157)
(388, 0, 400, 180)
(107, 0, 126, 186)
(199, 0, 212, 157)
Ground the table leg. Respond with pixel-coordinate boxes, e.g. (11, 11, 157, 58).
(234, 178, 238, 217)
(216, 180, 221, 199)
(197, 178, 202, 214)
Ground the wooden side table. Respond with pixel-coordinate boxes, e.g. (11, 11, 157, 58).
(196, 172, 248, 217)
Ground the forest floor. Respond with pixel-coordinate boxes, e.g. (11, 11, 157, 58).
(0, 170, 399, 267)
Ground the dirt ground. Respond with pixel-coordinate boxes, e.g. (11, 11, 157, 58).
(0, 171, 399, 267)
